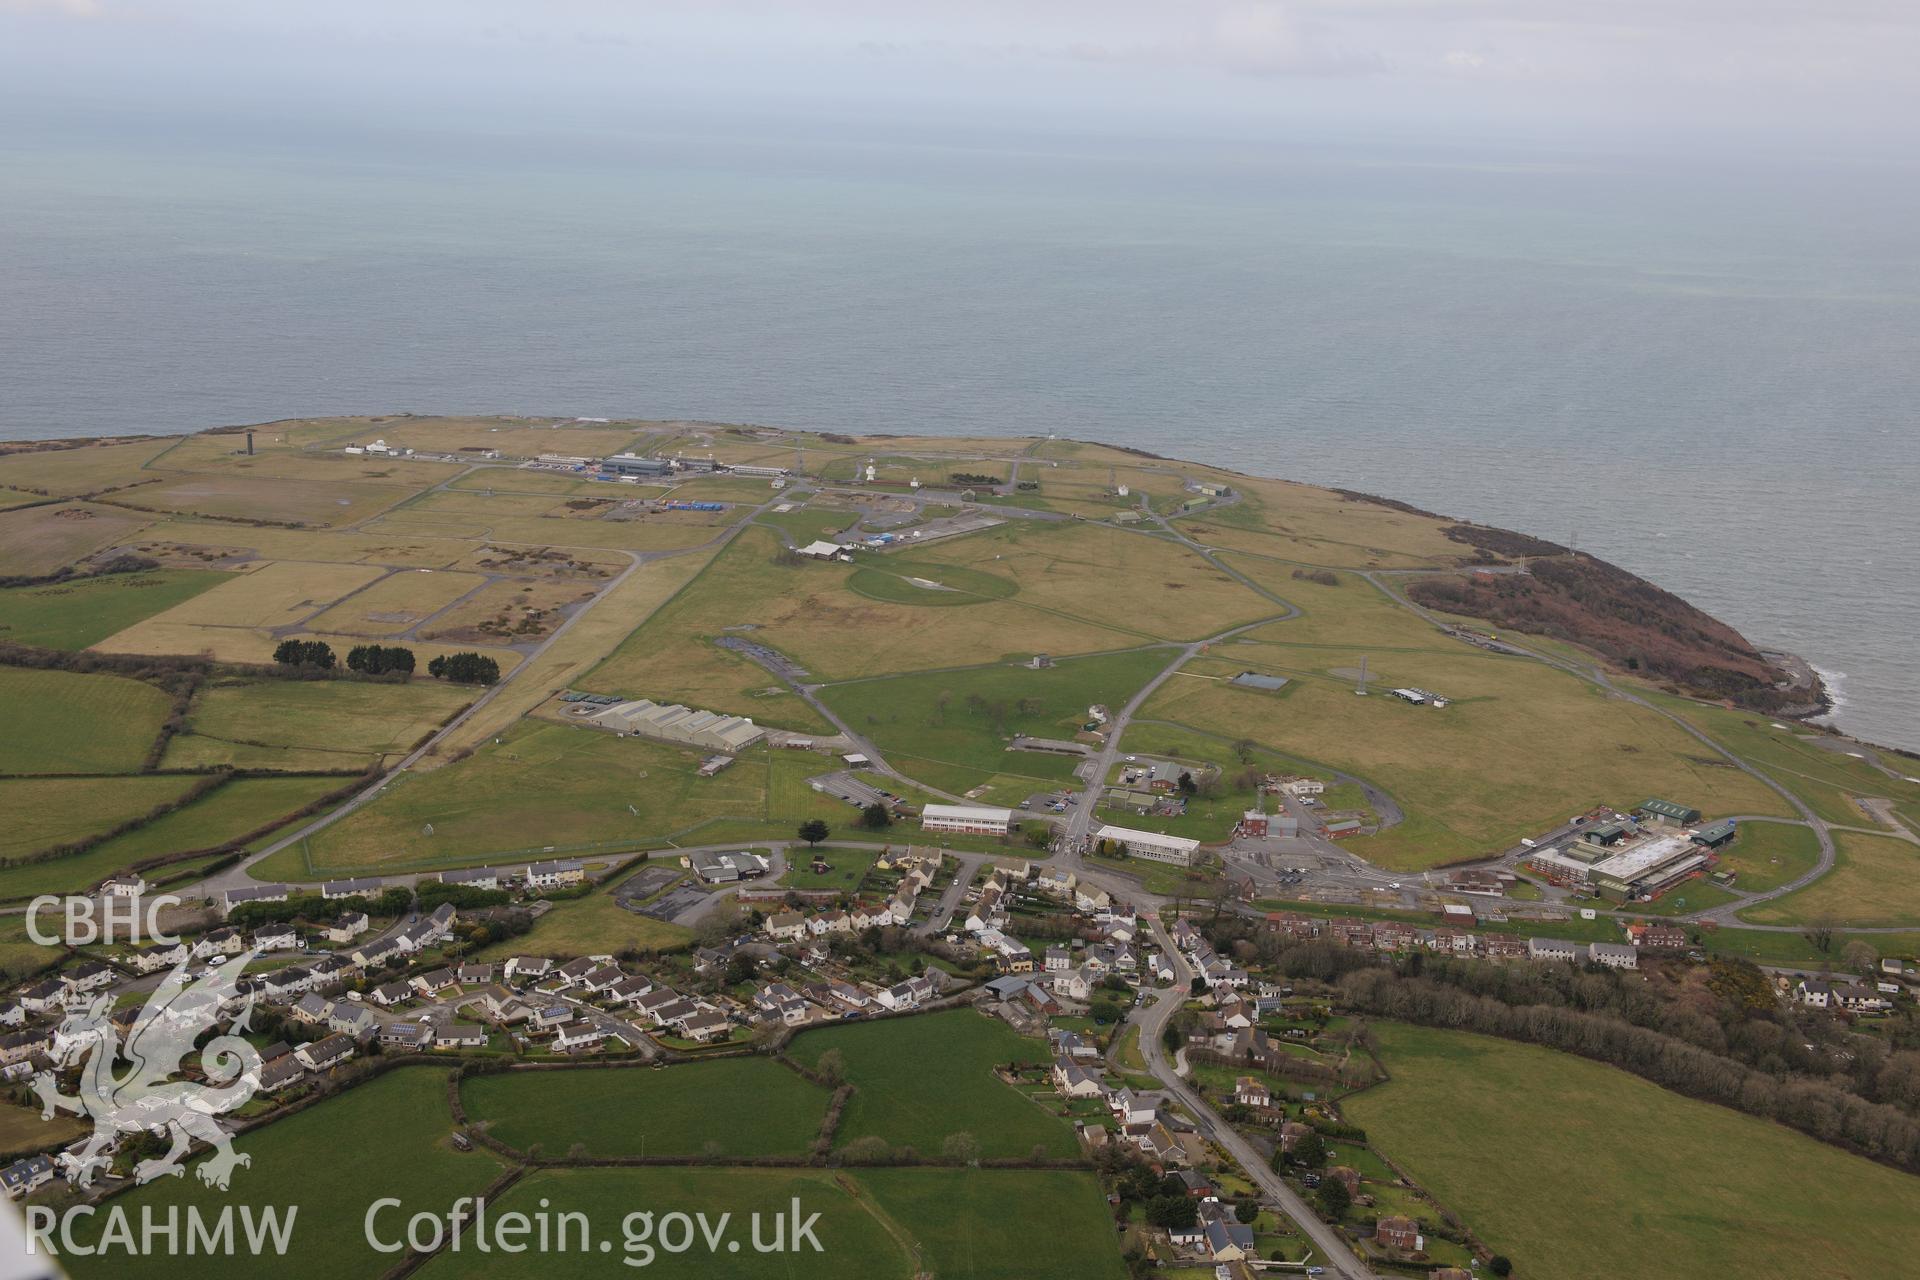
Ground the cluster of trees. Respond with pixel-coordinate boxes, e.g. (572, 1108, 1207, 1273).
(272, 639, 336, 669)
(0, 552, 160, 590)
(346, 644, 415, 675)
(427, 652, 500, 685)
(225, 886, 414, 930)
(948, 472, 1000, 486)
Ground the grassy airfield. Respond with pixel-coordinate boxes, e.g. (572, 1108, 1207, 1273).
(0, 414, 1910, 905)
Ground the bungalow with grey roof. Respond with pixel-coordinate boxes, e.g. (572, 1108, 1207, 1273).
(294, 1033, 355, 1072)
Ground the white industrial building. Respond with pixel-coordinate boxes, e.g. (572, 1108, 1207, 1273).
(796, 540, 850, 561)
(593, 699, 766, 753)
(1096, 825, 1201, 867)
(921, 804, 1016, 836)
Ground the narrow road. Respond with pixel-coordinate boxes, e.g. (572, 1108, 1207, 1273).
(1134, 911, 1379, 1280)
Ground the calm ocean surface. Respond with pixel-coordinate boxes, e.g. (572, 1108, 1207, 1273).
(2, 124, 1916, 749)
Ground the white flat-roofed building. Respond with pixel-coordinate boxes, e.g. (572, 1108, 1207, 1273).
(1097, 825, 1201, 867)
(921, 804, 1016, 837)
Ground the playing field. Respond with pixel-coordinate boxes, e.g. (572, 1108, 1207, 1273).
(0, 774, 344, 900)
(1345, 1023, 1920, 1280)
(0, 569, 229, 649)
(1739, 829, 1920, 927)
(789, 1008, 1075, 1160)
(462, 1058, 831, 1158)
(0, 664, 172, 774)
(61, 1067, 505, 1280)
(164, 676, 475, 770)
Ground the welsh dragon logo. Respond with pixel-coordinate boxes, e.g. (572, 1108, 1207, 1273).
(33, 949, 265, 1190)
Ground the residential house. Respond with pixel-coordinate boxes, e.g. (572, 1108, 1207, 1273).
(252, 922, 299, 952)
(1233, 1076, 1271, 1109)
(62, 961, 115, 996)
(193, 926, 244, 959)
(525, 860, 586, 890)
(369, 982, 413, 1008)
(766, 912, 808, 943)
(1375, 1215, 1423, 1252)
(328, 1004, 376, 1038)
(321, 878, 382, 901)
(257, 1054, 309, 1092)
(1052, 1058, 1105, 1099)
(553, 1021, 607, 1053)
(505, 956, 554, 986)
(1588, 942, 1639, 971)
(294, 1033, 355, 1072)
(290, 993, 334, 1026)
(130, 940, 191, 974)
(1527, 937, 1580, 963)
(676, 1009, 732, 1043)
(435, 1024, 487, 1049)
(324, 912, 370, 944)
(1, 1154, 56, 1199)
(378, 1022, 432, 1052)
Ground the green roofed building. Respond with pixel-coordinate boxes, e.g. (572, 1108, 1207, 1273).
(1639, 798, 1702, 825)
(1691, 818, 1737, 848)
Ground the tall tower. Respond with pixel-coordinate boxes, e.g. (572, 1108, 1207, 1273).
(865, 459, 877, 483)
(1355, 655, 1369, 696)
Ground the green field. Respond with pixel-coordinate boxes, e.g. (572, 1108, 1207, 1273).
(817, 648, 1174, 794)
(463, 1058, 830, 1158)
(1739, 829, 1920, 927)
(63, 1067, 504, 1280)
(466, 884, 691, 960)
(295, 722, 768, 873)
(857, 1169, 1127, 1279)
(1711, 819, 1824, 893)
(0, 664, 173, 774)
(779, 844, 880, 893)
(416, 1167, 906, 1279)
(1345, 1023, 1920, 1280)
(789, 1008, 1075, 1159)
(845, 558, 1019, 607)
(164, 676, 475, 770)
(1141, 644, 1794, 868)
(1650, 694, 1920, 828)
(0, 774, 202, 860)
(0, 774, 343, 900)
(0, 569, 229, 648)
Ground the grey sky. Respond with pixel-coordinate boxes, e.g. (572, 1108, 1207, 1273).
(3, 0, 1916, 151)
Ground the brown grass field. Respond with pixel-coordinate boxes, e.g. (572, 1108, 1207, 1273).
(303, 567, 490, 636)
(0, 501, 152, 575)
(416, 576, 599, 645)
(0, 438, 177, 495)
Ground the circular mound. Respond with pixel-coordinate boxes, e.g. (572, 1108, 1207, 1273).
(846, 561, 1019, 607)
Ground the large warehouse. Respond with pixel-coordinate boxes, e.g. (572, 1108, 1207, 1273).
(921, 804, 1016, 836)
(1096, 824, 1201, 867)
(1528, 830, 1709, 902)
(592, 699, 766, 753)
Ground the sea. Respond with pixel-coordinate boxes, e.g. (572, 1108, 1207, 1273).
(2, 118, 1916, 750)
